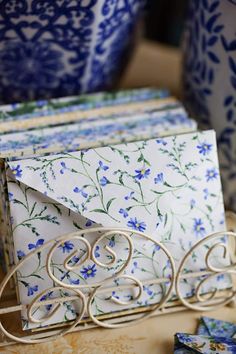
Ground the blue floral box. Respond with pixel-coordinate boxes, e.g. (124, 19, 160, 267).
(0, 89, 229, 331)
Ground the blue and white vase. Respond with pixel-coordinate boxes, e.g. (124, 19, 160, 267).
(183, 0, 236, 211)
(0, 0, 146, 103)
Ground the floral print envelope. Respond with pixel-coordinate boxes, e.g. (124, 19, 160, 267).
(0, 88, 229, 332)
(174, 333, 236, 354)
(197, 317, 236, 337)
(1, 129, 229, 330)
(0, 88, 170, 122)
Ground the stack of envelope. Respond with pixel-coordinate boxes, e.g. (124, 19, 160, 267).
(175, 317, 236, 353)
(0, 88, 230, 330)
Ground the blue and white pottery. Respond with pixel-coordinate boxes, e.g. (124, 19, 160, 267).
(0, 0, 146, 103)
(183, 0, 236, 211)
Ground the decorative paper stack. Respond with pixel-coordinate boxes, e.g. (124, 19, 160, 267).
(0, 88, 229, 330)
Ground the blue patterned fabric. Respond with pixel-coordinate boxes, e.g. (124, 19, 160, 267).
(183, 0, 236, 211)
(197, 317, 236, 338)
(0, 0, 146, 104)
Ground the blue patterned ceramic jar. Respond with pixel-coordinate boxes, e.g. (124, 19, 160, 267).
(0, 0, 145, 103)
(183, 0, 236, 211)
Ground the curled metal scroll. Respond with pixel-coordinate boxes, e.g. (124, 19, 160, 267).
(0, 227, 175, 344)
(1, 225, 236, 345)
(176, 231, 236, 311)
(46, 229, 134, 288)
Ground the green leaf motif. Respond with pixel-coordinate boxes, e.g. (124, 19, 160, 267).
(106, 198, 116, 212)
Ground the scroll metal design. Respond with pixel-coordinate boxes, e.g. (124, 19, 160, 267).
(0, 228, 175, 344)
(176, 231, 236, 311)
(0, 221, 236, 345)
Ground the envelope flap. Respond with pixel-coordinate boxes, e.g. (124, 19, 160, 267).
(176, 334, 206, 353)
(200, 317, 236, 337)
(7, 130, 223, 236)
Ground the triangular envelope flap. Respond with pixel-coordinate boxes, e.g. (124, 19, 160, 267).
(202, 317, 236, 338)
(176, 334, 206, 353)
(7, 130, 221, 236)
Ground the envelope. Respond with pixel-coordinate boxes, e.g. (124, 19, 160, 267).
(197, 317, 236, 337)
(0, 87, 169, 124)
(0, 106, 196, 158)
(0, 88, 172, 133)
(0, 88, 192, 276)
(174, 333, 236, 353)
(1, 129, 229, 330)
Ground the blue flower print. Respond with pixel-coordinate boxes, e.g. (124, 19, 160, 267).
(11, 164, 22, 178)
(119, 208, 128, 218)
(143, 285, 153, 296)
(70, 255, 80, 265)
(193, 218, 206, 237)
(40, 291, 53, 311)
(203, 188, 209, 200)
(109, 236, 115, 248)
(60, 270, 71, 282)
(80, 264, 97, 279)
(73, 187, 88, 198)
(17, 250, 26, 260)
(154, 173, 164, 184)
(125, 191, 134, 200)
(153, 244, 160, 252)
(60, 162, 67, 174)
(60, 271, 80, 285)
(197, 142, 213, 155)
(134, 168, 150, 180)
(111, 291, 119, 300)
(99, 161, 109, 171)
(94, 245, 100, 258)
(156, 138, 167, 146)
(100, 176, 109, 186)
(206, 168, 219, 182)
(165, 260, 172, 269)
(27, 284, 38, 297)
(131, 261, 138, 274)
(59, 241, 74, 253)
(28, 239, 44, 250)
(69, 278, 80, 285)
(217, 274, 225, 281)
(85, 219, 95, 227)
(177, 333, 193, 343)
(127, 218, 146, 232)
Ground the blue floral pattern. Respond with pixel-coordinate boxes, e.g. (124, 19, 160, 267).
(0, 0, 146, 103)
(0, 88, 169, 123)
(183, 0, 236, 211)
(175, 333, 236, 353)
(197, 317, 236, 338)
(1, 129, 229, 329)
(0, 106, 197, 158)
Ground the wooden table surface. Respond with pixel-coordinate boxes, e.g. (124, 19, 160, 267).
(1, 40, 235, 354)
(1, 307, 236, 354)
